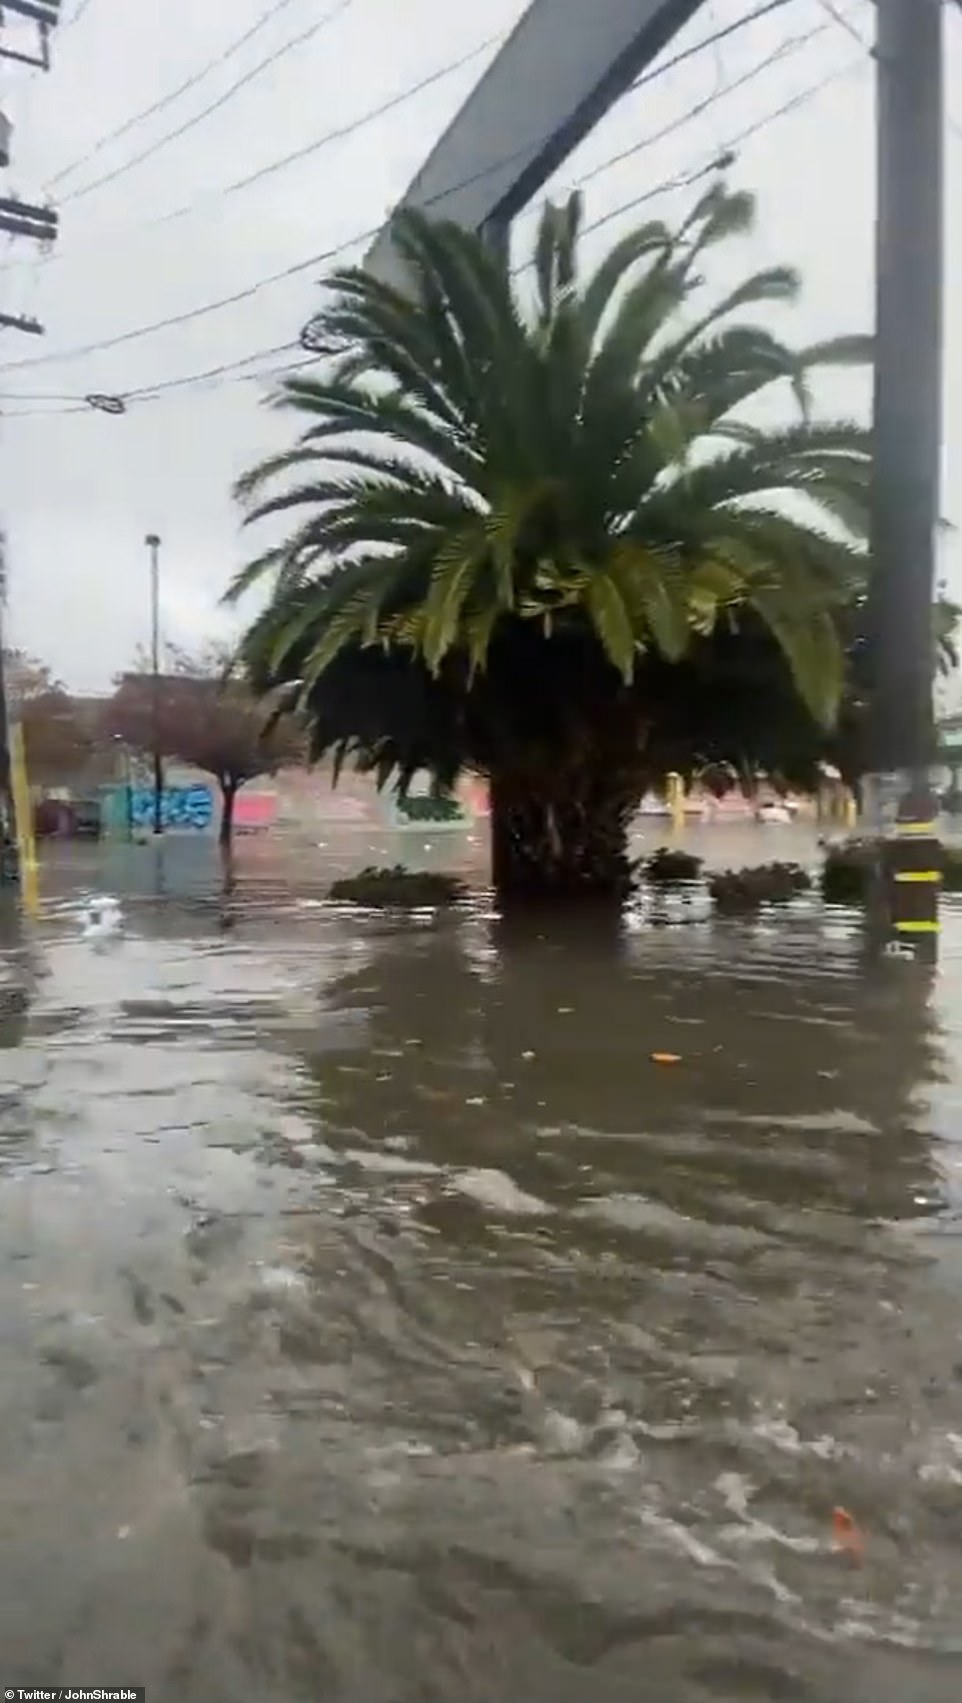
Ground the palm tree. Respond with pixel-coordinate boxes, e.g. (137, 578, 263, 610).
(230, 184, 872, 903)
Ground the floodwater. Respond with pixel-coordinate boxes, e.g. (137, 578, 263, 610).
(2, 829, 962, 1702)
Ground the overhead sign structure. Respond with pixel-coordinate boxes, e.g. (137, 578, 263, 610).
(366, 0, 705, 284)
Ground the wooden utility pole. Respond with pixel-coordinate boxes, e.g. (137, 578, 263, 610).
(0, 0, 61, 869)
(0, 4, 61, 331)
(864, 0, 945, 957)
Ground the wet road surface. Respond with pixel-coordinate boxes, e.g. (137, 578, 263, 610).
(1, 838, 962, 1702)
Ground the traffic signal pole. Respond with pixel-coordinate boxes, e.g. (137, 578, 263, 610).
(863, 0, 945, 958)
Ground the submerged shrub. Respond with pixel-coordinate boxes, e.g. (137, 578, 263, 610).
(329, 866, 465, 908)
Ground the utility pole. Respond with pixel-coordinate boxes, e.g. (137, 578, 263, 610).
(863, 0, 945, 958)
(0, 3, 61, 335)
(0, 0, 61, 876)
(145, 533, 164, 836)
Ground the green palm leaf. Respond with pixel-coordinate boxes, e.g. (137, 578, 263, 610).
(584, 570, 637, 682)
(230, 180, 877, 785)
(423, 525, 487, 672)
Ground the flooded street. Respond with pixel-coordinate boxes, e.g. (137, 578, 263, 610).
(2, 836, 962, 1701)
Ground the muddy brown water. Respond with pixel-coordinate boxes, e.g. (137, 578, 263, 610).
(1, 830, 962, 1702)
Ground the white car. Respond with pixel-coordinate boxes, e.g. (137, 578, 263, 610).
(756, 800, 794, 825)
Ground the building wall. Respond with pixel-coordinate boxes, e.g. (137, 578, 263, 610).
(99, 764, 489, 840)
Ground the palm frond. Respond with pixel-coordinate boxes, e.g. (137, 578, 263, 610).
(679, 184, 756, 258)
(422, 526, 488, 673)
(578, 219, 673, 352)
(223, 546, 289, 606)
(232, 182, 876, 769)
(584, 570, 637, 682)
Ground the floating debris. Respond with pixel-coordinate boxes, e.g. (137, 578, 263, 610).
(831, 1505, 865, 1562)
(452, 1168, 550, 1216)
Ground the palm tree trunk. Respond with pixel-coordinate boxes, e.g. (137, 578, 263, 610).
(489, 775, 635, 904)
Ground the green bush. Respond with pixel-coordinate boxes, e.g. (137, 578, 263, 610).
(329, 865, 465, 908)
(643, 846, 704, 885)
(820, 837, 962, 904)
(394, 793, 465, 824)
(820, 839, 876, 906)
(709, 861, 811, 914)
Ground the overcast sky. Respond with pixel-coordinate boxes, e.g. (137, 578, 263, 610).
(0, 0, 958, 691)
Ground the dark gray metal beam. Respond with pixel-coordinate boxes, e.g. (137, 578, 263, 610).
(367, 0, 706, 281)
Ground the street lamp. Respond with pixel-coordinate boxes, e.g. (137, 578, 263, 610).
(145, 532, 163, 836)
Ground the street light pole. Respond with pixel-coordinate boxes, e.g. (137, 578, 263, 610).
(145, 532, 163, 836)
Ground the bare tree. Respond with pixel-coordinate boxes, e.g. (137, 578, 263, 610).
(106, 644, 303, 851)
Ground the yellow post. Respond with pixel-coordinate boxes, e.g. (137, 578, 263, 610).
(667, 772, 686, 838)
(9, 720, 39, 919)
(843, 787, 858, 832)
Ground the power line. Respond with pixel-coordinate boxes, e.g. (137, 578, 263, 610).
(0, 29, 510, 339)
(61, 0, 93, 27)
(47, 0, 313, 187)
(154, 29, 508, 223)
(552, 54, 864, 247)
(812, 0, 873, 50)
(0, 45, 868, 405)
(145, 0, 794, 230)
(819, 0, 962, 141)
(627, 0, 793, 85)
(59, 0, 358, 206)
(673, 48, 864, 187)
(0, 3, 827, 372)
(0, 344, 315, 410)
(0, 341, 304, 403)
(575, 16, 828, 196)
(0, 26, 506, 284)
(0, 22, 855, 383)
(5, 0, 795, 273)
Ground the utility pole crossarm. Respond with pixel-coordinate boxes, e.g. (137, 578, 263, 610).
(0, 15, 60, 338)
(0, 310, 42, 334)
(0, 1, 62, 26)
(0, 0, 60, 68)
(0, 198, 58, 242)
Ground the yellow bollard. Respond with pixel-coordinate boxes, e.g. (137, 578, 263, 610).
(843, 787, 858, 833)
(9, 721, 39, 919)
(667, 772, 686, 838)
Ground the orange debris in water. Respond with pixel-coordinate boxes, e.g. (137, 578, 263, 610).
(650, 1052, 682, 1065)
(832, 1506, 865, 1561)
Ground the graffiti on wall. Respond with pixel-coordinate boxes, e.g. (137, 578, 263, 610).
(233, 791, 277, 830)
(128, 785, 214, 832)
